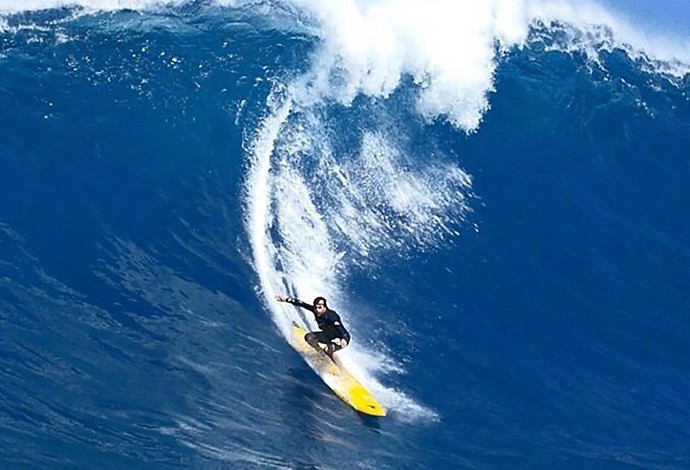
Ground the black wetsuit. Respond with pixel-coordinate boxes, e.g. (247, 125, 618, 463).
(285, 297, 351, 353)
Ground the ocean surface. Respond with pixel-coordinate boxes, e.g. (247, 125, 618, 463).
(1, 1, 690, 468)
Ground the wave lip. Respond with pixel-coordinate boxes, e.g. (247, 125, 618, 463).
(287, 0, 535, 131)
(3, 0, 690, 83)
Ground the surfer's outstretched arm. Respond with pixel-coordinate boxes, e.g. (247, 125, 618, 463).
(275, 294, 315, 313)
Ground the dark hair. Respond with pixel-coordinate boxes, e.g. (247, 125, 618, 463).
(313, 296, 327, 308)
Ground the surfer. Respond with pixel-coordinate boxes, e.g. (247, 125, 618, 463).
(275, 294, 350, 357)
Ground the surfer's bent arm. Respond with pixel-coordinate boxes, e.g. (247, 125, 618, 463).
(275, 294, 314, 313)
(328, 311, 349, 341)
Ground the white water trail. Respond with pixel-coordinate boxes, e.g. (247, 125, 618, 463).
(244, 97, 295, 337)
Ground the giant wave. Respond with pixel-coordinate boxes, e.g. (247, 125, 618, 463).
(1, 0, 690, 468)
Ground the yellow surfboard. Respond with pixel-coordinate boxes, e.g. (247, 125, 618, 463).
(290, 323, 386, 417)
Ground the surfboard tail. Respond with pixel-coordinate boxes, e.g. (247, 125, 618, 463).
(290, 324, 386, 417)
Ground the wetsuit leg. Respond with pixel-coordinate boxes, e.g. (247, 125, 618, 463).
(304, 331, 329, 348)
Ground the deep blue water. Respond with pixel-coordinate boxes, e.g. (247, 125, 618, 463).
(1, 3, 690, 469)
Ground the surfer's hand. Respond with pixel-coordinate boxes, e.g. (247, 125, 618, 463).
(275, 294, 286, 302)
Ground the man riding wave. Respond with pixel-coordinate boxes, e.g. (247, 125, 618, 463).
(275, 294, 350, 358)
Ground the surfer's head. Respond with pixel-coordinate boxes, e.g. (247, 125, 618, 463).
(313, 297, 327, 315)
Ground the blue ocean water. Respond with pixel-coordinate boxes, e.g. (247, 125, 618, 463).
(1, 2, 690, 468)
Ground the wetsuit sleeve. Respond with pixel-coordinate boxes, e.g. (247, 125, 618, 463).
(285, 297, 315, 313)
(329, 311, 350, 340)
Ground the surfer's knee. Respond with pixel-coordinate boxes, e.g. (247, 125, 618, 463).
(304, 332, 317, 346)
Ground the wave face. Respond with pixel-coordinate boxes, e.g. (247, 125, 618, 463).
(2, 1, 690, 468)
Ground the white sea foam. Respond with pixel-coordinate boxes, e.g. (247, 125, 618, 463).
(291, 0, 690, 128)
